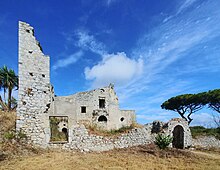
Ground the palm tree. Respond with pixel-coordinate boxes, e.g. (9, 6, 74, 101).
(0, 66, 18, 111)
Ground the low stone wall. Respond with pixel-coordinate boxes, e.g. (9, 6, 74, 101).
(192, 136, 220, 148)
(47, 119, 192, 152)
(48, 125, 154, 152)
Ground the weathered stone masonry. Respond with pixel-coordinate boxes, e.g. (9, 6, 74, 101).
(16, 21, 192, 151)
(16, 21, 52, 146)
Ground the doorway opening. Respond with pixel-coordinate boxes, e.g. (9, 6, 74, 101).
(172, 125, 184, 149)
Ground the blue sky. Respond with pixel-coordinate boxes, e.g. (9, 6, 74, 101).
(0, 0, 220, 126)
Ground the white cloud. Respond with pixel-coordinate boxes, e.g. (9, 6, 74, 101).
(85, 52, 143, 88)
(52, 51, 83, 70)
(177, 0, 197, 14)
(75, 30, 106, 56)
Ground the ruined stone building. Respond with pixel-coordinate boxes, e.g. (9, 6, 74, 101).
(16, 21, 135, 145)
(16, 21, 192, 151)
(53, 84, 136, 131)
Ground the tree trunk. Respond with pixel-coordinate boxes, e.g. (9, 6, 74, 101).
(8, 88, 12, 111)
(178, 111, 188, 122)
(187, 111, 193, 125)
(0, 95, 7, 111)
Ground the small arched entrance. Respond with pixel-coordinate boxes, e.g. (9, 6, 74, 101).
(98, 115, 107, 122)
(172, 125, 184, 149)
(62, 127, 68, 141)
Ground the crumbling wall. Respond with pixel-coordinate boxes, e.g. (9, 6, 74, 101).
(163, 118, 192, 148)
(47, 118, 192, 151)
(16, 21, 52, 146)
(52, 85, 136, 131)
(48, 124, 153, 152)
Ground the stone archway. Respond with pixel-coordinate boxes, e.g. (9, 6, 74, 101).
(172, 125, 184, 149)
(98, 115, 107, 122)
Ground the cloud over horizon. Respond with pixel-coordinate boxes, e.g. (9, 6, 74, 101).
(85, 52, 143, 88)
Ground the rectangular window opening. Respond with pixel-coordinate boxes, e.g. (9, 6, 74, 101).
(81, 106, 86, 113)
(49, 116, 68, 143)
(99, 99, 105, 109)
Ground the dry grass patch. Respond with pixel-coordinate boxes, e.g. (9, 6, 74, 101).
(0, 111, 16, 134)
(85, 123, 143, 137)
(0, 111, 41, 161)
(1, 145, 220, 170)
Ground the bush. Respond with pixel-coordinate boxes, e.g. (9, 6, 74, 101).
(190, 126, 220, 139)
(3, 130, 27, 142)
(155, 134, 173, 149)
(17, 130, 27, 141)
(3, 131, 16, 141)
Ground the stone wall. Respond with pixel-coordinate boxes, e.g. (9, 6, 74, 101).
(16, 21, 52, 146)
(192, 136, 220, 148)
(47, 119, 192, 152)
(48, 124, 153, 152)
(52, 84, 135, 130)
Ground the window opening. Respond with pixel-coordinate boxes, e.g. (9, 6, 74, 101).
(81, 106, 86, 113)
(99, 99, 105, 108)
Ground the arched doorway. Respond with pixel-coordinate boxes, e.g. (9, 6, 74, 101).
(98, 115, 107, 122)
(172, 125, 184, 149)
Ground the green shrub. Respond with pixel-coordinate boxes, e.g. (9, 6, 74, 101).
(3, 130, 27, 141)
(17, 130, 27, 140)
(3, 131, 16, 140)
(155, 133, 173, 149)
(190, 126, 220, 139)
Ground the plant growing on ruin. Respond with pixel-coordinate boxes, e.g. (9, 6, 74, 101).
(3, 130, 27, 142)
(155, 134, 173, 149)
(0, 66, 18, 111)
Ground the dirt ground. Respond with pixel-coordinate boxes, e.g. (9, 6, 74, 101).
(1, 145, 220, 170)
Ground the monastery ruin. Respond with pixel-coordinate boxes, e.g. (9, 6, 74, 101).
(16, 21, 192, 151)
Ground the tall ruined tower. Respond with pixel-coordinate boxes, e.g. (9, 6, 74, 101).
(16, 21, 51, 145)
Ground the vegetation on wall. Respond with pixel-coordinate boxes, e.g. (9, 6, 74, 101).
(85, 123, 143, 137)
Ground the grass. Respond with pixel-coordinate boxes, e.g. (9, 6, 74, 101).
(190, 126, 220, 139)
(0, 111, 16, 133)
(1, 145, 220, 170)
(85, 123, 143, 137)
(0, 111, 16, 144)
